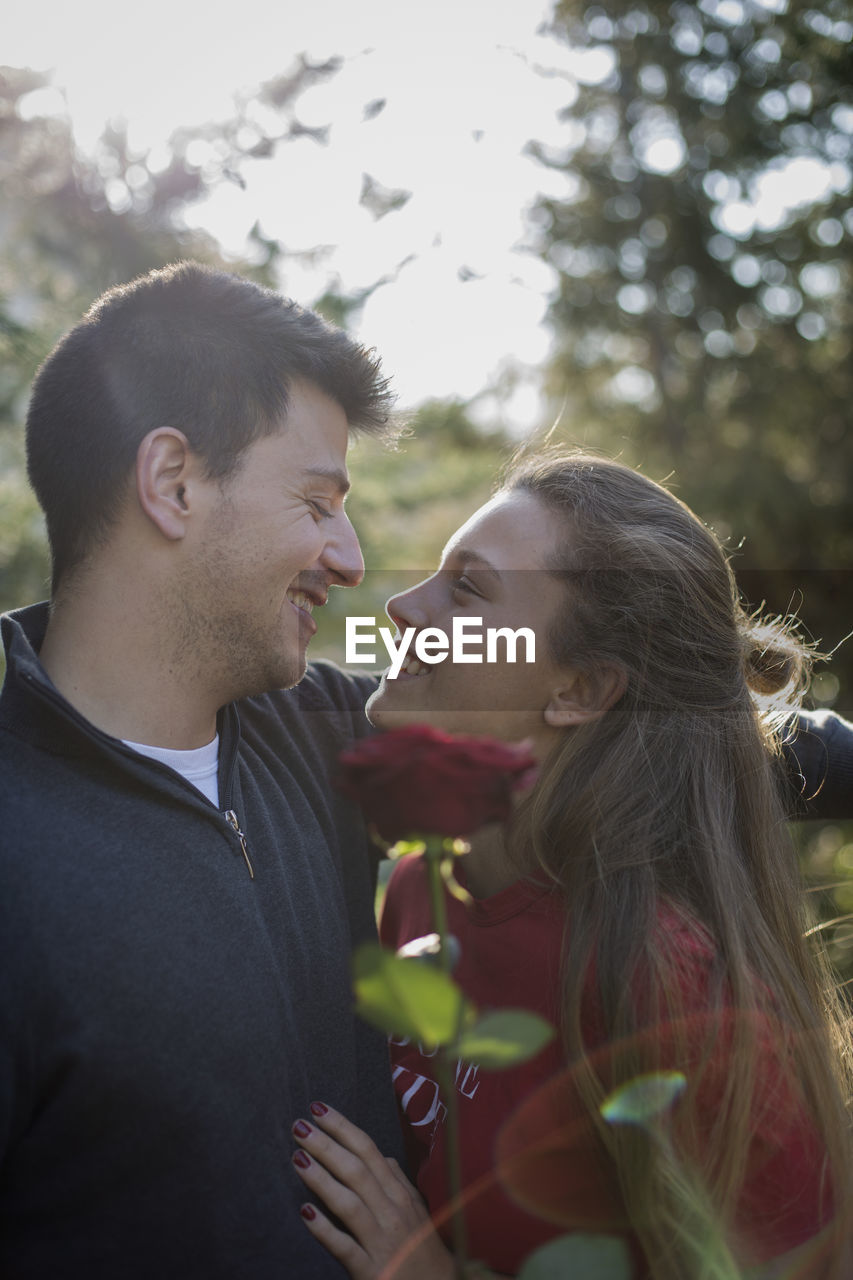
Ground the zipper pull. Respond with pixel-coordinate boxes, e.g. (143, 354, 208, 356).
(224, 809, 254, 879)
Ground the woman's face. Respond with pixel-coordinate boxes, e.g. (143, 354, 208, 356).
(365, 489, 576, 755)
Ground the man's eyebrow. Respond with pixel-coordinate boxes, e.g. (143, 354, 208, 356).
(302, 466, 351, 496)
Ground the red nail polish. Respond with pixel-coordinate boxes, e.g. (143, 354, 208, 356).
(300, 1204, 316, 1221)
(310, 1101, 329, 1117)
(293, 1150, 311, 1169)
(292, 1120, 312, 1139)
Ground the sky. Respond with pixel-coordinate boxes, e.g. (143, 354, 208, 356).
(7, 0, 843, 429)
(6, 0, 584, 428)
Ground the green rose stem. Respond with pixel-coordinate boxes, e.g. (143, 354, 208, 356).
(423, 835, 469, 1279)
(423, 837, 453, 976)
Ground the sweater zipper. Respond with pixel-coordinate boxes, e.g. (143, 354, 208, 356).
(224, 810, 254, 880)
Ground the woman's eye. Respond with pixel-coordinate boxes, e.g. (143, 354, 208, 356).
(452, 575, 479, 598)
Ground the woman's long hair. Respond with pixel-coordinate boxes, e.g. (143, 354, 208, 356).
(504, 451, 852, 1276)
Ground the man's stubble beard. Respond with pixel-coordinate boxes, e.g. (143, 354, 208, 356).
(166, 537, 305, 707)
(176, 595, 304, 704)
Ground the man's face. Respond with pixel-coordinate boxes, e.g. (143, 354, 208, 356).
(179, 379, 363, 702)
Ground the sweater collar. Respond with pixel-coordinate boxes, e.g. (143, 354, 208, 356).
(2, 600, 50, 680)
(2, 601, 241, 805)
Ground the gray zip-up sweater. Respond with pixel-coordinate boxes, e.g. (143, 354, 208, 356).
(0, 603, 404, 1279)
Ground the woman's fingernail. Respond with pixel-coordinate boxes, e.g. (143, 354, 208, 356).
(293, 1150, 311, 1169)
(292, 1120, 312, 1139)
(310, 1101, 329, 1117)
(300, 1204, 317, 1221)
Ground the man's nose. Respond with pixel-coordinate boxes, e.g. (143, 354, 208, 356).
(324, 514, 365, 588)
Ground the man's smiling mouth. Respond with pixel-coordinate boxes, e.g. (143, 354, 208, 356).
(286, 589, 316, 615)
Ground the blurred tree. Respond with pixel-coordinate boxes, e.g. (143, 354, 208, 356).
(531, 0, 851, 683)
(0, 58, 340, 612)
(529, 0, 853, 969)
(0, 67, 211, 607)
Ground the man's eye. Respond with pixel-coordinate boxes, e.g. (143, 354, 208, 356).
(310, 501, 333, 520)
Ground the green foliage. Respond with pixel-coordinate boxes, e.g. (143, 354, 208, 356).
(532, 0, 852, 704)
(600, 1071, 687, 1128)
(389, 838, 427, 857)
(518, 1233, 633, 1279)
(352, 941, 473, 1048)
(0, 432, 48, 605)
(456, 1009, 555, 1071)
(353, 941, 555, 1070)
(795, 820, 853, 977)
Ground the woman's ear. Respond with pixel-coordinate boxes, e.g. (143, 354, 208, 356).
(543, 665, 627, 727)
(136, 428, 194, 540)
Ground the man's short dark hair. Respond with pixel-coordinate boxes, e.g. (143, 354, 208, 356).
(26, 261, 395, 592)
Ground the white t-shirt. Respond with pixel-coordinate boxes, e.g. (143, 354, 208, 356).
(123, 734, 220, 807)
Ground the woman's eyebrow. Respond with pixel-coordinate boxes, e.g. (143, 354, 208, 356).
(443, 546, 503, 581)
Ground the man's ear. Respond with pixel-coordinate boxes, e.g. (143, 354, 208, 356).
(136, 428, 195, 540)
(543, 665, 627, 728)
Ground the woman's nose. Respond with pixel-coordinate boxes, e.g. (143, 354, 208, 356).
(385, 577, 433, 631)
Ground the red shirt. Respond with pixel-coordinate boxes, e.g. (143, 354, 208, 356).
(379, 854, 832, 1275)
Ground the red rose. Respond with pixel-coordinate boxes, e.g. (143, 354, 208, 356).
(338, 724, 537, 842)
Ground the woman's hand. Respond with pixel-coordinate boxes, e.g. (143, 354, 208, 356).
(292, 1102, 456, 1280)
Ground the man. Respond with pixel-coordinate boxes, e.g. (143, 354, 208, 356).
(0, 262, 403, 1278)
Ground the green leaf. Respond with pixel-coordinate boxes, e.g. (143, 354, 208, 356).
(389, 838, 426, 858)
(352, 942, 472, 1047)
(600, 1072, 687, 1128)
(456, 1009, 555, 1071)
(440, 857, 473, 906)
(518, 1233, 633, 1279)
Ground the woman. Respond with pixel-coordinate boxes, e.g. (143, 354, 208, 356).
(291, 452, 853, 1278)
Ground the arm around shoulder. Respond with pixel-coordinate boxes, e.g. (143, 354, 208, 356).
(783, 708, 853, 820)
